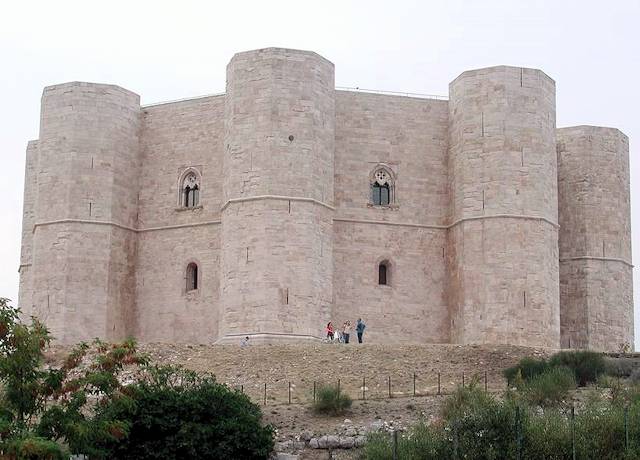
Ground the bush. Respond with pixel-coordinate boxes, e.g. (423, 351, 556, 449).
(441, 382, 494, 420)
(92, 366, 275, 460)
(447, 395, 520, 459)
(2, 436, 68, 460)
(605, 357, 637, 378)
(313, 384, 352, 415)
(364, 422, 448, 460)
(506, 351, 605, 388)
(522, 409, 572, 459)
(549, 350, 605, 387)
(504, 357, 550, 386)
(522, 367, 575, 408)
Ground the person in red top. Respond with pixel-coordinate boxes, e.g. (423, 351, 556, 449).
(325, 322, 335, 341)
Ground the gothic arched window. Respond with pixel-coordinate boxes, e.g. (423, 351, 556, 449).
(181, 170, 200, 208)
(186, 262, 198, 291)
(371, 166, 394, 206)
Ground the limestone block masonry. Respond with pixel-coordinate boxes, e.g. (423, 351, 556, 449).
(17, 47, 633, 351)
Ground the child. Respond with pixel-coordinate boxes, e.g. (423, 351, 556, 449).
(325, 322, 335, 341)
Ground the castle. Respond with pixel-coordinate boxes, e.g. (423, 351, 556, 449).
(17, 47, 633, 351)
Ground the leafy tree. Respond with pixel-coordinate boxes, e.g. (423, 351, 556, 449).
(0, 297, 148, 458)
(92, 365, 275, 459)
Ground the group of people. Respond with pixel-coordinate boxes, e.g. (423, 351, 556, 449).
(325, 318, 366, 344)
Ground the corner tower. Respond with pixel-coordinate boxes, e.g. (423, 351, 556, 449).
(447, 66, 560, 347)
(219, 48, 335, 343)
(557, 126, 633, 351)
(26, 82, 140, 343)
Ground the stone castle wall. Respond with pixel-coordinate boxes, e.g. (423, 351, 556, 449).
(333, 92, 449, 344)
(17, 48, 633, 350)
(134, 95, 224, 342)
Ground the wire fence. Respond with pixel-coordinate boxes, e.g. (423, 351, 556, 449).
(228, 369, 502, 406)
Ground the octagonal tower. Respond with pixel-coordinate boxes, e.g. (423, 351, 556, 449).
(557, 126, 633, 351)
(447, 66, 560, 347)
(219, 48, 335, 343)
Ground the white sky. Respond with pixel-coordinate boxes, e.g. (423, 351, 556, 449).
(1, 0, 639, 343)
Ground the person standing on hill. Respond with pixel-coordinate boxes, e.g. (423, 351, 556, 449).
(356, 318, 366, 343)
(325, 322, 335, 341)
(343, 320, 352, 344)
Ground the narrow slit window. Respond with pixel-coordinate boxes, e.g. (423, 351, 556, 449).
(186, 263, 198, 291)
(379, 262, 388, 285)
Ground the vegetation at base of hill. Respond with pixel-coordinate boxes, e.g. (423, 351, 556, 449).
(0, 297, 149, 458)
(91, 365, 275, 460)
(520, 366, 576, 408)
(313, 384, 353, 415)
(504, 350, 606, 387)
(0, 298, 275, 459)
(364, 383, 640, 460)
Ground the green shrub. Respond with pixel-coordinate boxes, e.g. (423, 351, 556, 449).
(313, 384, 352, 415)
(504, 357, 550, 386)
(447, 397, 520, 459)
(3, 435, 68, 460)
(92, 366, 274, 460)
(574, 404, 627, 459)
(605, 357, 638, 378)
(522, 409, 572, 459)
(522, 367, 575, 408)
(441, 382, 494, 420)
(549, 350, 605, 387)
(364, 423, 449, 460)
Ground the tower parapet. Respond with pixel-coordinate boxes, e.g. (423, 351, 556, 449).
(557, 126, 633, 351)
(447, 66, 560, 347)
(219, 48, 335, 342)
(29, 82, 140, 343)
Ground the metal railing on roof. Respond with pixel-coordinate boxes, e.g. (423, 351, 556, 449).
(141, 92, 225, 108)
(336, 86, 448, 100)
(141, 86, 448, 108)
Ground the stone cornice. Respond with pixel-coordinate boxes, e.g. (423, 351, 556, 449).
(221, 195, 335, 211)
(560, 256, 633, 268)
(32, 212, 559, 234)
(32, 219, 222, 233)
(335, 213, 560, 230)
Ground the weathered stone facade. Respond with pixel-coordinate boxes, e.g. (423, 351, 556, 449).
(17, 48, 633, 351)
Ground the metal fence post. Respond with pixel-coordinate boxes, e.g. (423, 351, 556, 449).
(571, 405, 576, 460)
(362, 377, 366, 400)
(453, 421, 459, 460)
(484, 370, 488, 392)
(337, 378, 341, 396)
(437, 372, 441, 395)
(516, 405, 522, 460)
(462, 372, 465, 388)
(313, 381, 316, 403)
(413, 372, 416, 396)
(625, 405, 629, 452)
(288, 381, 291, 404)
(388, 375, 392, 398)
(263, 382, 267, 406)
(392, 430, 398, 460)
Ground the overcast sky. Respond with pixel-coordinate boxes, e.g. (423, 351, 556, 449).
(1, 0, 639, 343)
